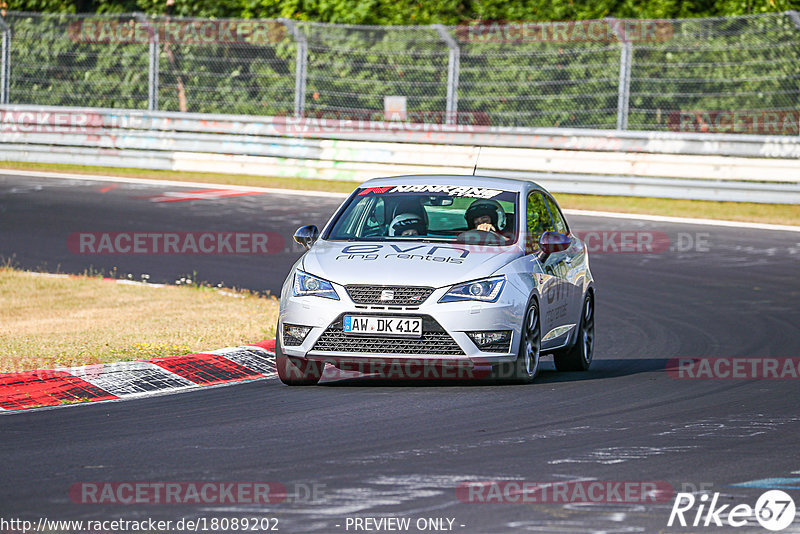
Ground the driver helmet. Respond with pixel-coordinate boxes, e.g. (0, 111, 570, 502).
(465, 199, 506, 230)
(389, 213, 426, 236)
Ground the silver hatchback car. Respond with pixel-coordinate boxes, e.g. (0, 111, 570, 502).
(277, 175, 595, 385)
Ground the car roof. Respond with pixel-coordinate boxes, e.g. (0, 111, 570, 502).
(358, 174, 546, 194)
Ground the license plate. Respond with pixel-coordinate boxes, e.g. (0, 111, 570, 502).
(343, 315, 422, 338)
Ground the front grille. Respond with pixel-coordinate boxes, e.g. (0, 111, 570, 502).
(312, 314, 465, 356)
(345, 285, 434, 306)
(478, 344, 512, 353)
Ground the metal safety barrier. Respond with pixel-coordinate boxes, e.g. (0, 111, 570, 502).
(1, 105, 799, 203)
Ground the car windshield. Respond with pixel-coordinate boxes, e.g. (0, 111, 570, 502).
(325, 185, 519, 244)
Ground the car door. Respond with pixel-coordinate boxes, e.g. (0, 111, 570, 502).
(526, 191, 570, 345)
(543, 193, 586, 338)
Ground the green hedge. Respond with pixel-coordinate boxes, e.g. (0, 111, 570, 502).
(11, 0, 800, 23)
(5, 11, 800, 131)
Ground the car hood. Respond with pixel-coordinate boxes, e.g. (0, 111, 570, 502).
(301, 240, 523, 288)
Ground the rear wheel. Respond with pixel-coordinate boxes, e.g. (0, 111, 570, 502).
(554, 293, 594, 372)
(497, 299, 540, 384)
(276, 334, 323, 386)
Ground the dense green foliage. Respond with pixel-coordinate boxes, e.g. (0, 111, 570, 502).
(7, 11, 800, 130)
(9, 0, 800, 23)
(5, 0, 800, 131)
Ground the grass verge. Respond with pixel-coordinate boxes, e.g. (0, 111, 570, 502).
(0, 266, 279, 373)
(1, 160, 798, 226)
(0, 160, 358, 194)
(553, 193, 800, 227)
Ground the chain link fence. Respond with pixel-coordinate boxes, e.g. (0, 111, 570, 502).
(2, 11, 799, 132)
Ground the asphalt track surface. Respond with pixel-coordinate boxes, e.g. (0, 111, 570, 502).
(1, 172, 800, 533)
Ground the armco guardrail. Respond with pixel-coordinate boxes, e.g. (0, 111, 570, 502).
(1, 105, 799, 203)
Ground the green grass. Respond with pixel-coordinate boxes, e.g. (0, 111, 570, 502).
(2, 160, 798, 226)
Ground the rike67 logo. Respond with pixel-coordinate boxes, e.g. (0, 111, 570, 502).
(668, 490, 796, 531)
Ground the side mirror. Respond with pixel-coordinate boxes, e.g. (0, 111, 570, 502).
(293, 225, 319, 250)
(537, 231, 570, 261)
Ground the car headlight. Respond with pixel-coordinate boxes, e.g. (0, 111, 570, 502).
(293, 270, 339, 300)
(439, 275, 506, 303)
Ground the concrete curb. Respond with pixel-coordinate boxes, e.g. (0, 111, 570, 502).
(0, 339, 277, 412)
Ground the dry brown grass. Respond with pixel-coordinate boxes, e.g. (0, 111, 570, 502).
(0, 268, 279, 372)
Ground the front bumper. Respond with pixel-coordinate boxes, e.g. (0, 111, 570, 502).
(279, 282, 525, 367)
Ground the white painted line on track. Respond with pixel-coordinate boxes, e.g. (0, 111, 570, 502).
(0, 168, 350, 199)
(4, 168, 799, 232)
(563, 208, 800, 233)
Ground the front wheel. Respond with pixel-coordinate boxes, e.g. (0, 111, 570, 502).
(496, 299, 540, 384)
(276, 335, 324, 386)
(554, 293, 594, 372)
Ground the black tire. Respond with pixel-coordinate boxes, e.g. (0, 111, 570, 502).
(275, 335, 324, 386)
(554, 293, 595, 372)
(496, 298, 541, 384)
